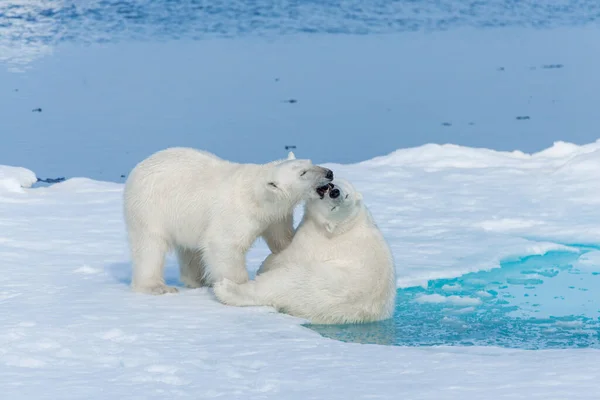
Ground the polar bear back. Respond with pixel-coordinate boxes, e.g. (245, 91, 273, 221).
(123, 147, 264, 248)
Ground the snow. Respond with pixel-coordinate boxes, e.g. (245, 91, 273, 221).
(2, 138, 600, 398)
(0, 165, 37, 192)
(415, 294, 483, 306)
(575, 251, 600, 269)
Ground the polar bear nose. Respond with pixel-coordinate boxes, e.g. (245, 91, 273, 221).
(329, 188, 340, 199)
(325, 169, 334, 180)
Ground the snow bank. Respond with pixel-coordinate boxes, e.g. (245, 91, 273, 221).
(361, 139, 600, 170)
(0, 165, 36, 192)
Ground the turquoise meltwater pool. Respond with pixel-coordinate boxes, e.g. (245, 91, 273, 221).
(307, 250, 600, 349)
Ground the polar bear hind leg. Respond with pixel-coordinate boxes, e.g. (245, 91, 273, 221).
(214, 267, 293, 308)
(129, 232, 178, 295)
(176, 247, 209, 288)
(213, 279, 262, 307)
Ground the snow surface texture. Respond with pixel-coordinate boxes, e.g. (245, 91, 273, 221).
(2, 141, 600, 399)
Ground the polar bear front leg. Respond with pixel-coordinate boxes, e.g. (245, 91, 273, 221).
(261, 213, 294, 254)
(202, 244, 250, 286)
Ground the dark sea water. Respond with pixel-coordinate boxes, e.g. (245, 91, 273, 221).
(2, 0, 600, 71)
(2, 1, 600, 181)
(3, 1, 600, 40)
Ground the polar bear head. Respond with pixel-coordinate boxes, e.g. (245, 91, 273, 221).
(264, 151, 334, 205)
(305, 178, 365, 234)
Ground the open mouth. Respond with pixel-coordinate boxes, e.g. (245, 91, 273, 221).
(316, 183, 335, 199)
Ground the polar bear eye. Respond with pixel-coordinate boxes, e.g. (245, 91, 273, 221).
(300, 170, 307, 176)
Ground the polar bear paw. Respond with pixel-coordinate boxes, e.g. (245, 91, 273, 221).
(214, 278, 260, 307)
(134, 284, 179, 295)
(181, 275, 209, 289)
(213, 278, 239, 304)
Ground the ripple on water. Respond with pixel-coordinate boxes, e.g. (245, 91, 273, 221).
(2, 0, 600, 70)
(307, 251, 600, 349)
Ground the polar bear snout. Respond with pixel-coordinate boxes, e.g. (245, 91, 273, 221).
(313, 166, 333, 183)
(316, 182, 335, 199)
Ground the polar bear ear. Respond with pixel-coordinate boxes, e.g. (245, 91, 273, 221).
(267, 181, 282, 194)
(354, 191, 363, 204)
(287, 151, 296, 160)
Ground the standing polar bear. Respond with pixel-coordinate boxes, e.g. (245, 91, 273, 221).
(213, 178, 397, 324)
(123, 147, 333, 295)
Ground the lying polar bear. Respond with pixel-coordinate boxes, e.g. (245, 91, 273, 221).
(123, 147, 333, 295)
(213, 178, 397, 324)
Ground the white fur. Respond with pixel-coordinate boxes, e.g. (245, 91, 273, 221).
(213, 178, 397, 324)
(123, 147, 333, 295)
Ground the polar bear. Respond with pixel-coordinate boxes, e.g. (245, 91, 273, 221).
(123, 147, 334, 295)
(213, 178, 397, 324)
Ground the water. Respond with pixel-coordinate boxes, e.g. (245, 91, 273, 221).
(3, 1, 600, 182)
(307, 251, 600, 349)
(3, 0, 600, 71)
(3, 1, 600, 42)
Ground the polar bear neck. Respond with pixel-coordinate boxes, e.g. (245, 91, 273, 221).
(304, 203, 370, 237)
(241, 164, 300, 223)
(329, 208, 367, 236)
